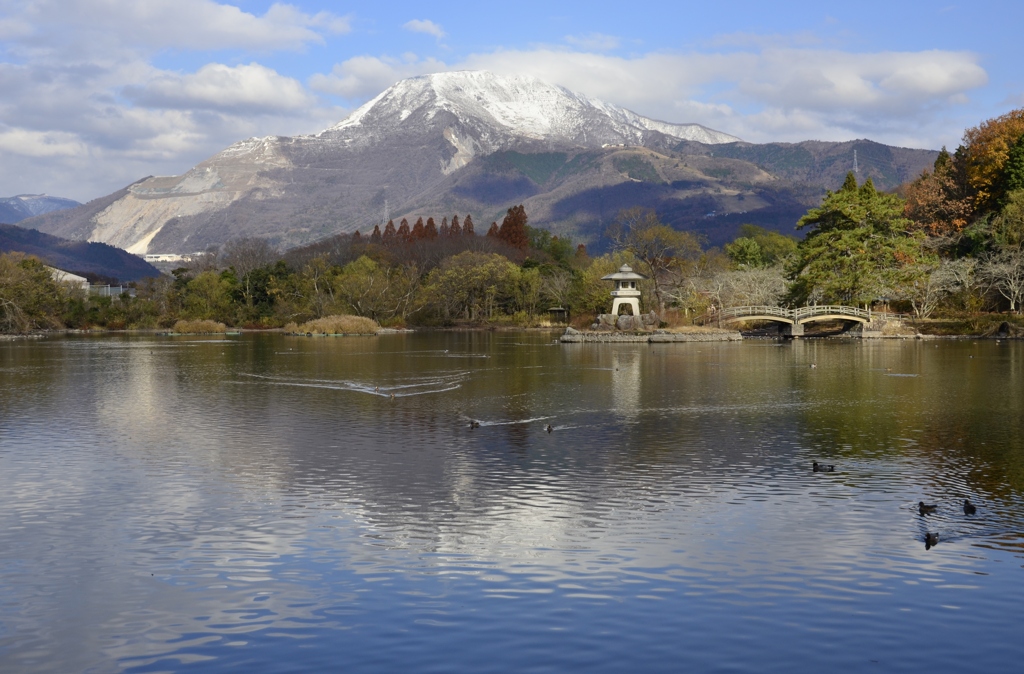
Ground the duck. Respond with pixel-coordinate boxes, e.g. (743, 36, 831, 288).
(809, 363, 817, 369)
(918, 501, 938, 516)
(390, 393, 396, 400)
(812, 461, 834, 473)
(469, 421, 480, 429)
(925, 532, 939, 550)
(546, 424, 553, 433)
(963, 499, 976, 515)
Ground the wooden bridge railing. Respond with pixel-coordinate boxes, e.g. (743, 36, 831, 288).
(698, 305, 908, 325)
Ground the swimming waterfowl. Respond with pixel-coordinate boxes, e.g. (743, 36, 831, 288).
(918, 501, 938, 515)
(546, 424, 553, 433)
(809, 363, 817, 369)
(963, 499, 976, 515)
(469, 421, 480, 429)
(925, 532, 939, 549)
(812, 461, 834, 472)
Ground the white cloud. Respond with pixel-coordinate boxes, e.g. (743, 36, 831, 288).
(10, 0, 350, 52)
(310, 55, 448, 99)
(125, 63, 316, 113)
(564, 33, 620, 51)
(0, 128, 88, 158)
(402, 19, 445, 39)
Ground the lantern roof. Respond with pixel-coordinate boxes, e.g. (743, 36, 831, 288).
(601, 264, 647, 281)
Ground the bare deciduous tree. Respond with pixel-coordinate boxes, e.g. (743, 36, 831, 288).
(607, 207, 703, 313)
(980, 245, 1024, 313)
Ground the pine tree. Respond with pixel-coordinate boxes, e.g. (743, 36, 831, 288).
(397, 218, 411, 242)
(497, 204, 529, 250)
(382, 220, 396, 245)
(411, 217, 425, 240)
(486, 222, 499, 237)
(439, 217, 450, 238)
(370, 224, 382, 244)
(1000, 133, 1024, 204)
(449, 215, 461, 237)
(463, 215, 474, 236)
(425, 217, 439, 239)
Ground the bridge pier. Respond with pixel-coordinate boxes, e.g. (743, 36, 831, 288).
(781, 322, 804, 337)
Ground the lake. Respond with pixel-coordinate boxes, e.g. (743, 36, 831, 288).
(1, 332, 1023, 673)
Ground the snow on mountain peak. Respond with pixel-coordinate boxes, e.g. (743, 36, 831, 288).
(328, 70, 740, 147)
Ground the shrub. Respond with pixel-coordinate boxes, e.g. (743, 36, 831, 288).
(172, 319, 227, 334)
(288, 314, 380, 334)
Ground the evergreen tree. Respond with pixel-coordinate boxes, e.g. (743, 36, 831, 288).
(449, 215, 462, 237)
(351, 230, 361, 241)
(999, 134, 1024, 204)
(382, 220, 396, 245)
(397, 218, 411, 242)
(463, 215, 475, 236)
(425, 217, 439, 239)
(790, 173, 929, 306)
(497, 204, 530, 250)
(439, 217, 450, 238)
(370, 224, 382, 244)
(411, 217, 426, 240)
(486, 222, 499, 238)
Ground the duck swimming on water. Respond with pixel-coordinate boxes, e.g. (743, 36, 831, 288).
(963, 499, 977, 515)
(812, 461, 834, 472)
(546, 424, 553, 433)
(925, 532, 939, 550)
(919, 501, 938, 516)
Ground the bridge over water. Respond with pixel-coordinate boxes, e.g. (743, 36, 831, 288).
(699, 305, 902, 336)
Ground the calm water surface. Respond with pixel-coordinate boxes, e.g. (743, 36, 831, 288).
(1, 332, 1023, 673)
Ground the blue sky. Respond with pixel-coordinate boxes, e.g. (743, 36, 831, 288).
(1, 0, 1022, 202)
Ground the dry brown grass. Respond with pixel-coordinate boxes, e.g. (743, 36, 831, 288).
(286, 315, 380, 335)
(172, 319, 227, 334)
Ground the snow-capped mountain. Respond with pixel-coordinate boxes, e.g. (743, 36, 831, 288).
(0, 194, 81, 224)
(328, 71, 738, 170)
(20, 71, 935, 254)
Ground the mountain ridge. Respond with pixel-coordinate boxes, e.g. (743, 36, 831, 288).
(19, 70, 937, 254)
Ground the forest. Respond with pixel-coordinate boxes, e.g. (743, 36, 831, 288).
(2, 108, 1023, 335)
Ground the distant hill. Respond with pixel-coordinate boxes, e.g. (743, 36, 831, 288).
(0, 224, 160, 282)
(19, 70, 938, 253)
(0, 194, 81, 224)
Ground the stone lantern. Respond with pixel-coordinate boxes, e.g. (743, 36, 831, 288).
(601, 264, 647, 316)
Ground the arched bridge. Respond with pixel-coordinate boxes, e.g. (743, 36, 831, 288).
(701, 305, 877, 336)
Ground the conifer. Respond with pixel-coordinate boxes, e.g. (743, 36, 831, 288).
(411, 217, 425, 239)
(497, 204, 530, 250)
(463, 215, 475, 236)
(486, 222, 499, 237)
(397, 218, 411, 242)
(425, 217, 439, 239)
(370, 224, 382, 244)
(439, 217, 450, 238)
(1000, 133, 1024, 203)
(382, 219, 396, 244)
(449, 215, 461, 237)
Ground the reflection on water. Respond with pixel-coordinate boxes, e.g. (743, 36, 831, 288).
(1, 333, 1023, 673)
